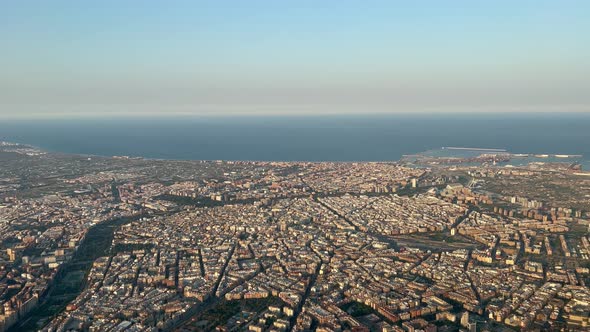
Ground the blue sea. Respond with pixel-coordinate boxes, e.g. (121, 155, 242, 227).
(1, 113, 589, 167)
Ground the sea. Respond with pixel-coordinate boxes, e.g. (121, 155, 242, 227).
(1, 113, 589, 167)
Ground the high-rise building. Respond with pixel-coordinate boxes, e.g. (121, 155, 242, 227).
(460, 311, 470, 327)
(6, 249, 16, 262)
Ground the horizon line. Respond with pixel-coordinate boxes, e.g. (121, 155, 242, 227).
(1, 104, 590, 120)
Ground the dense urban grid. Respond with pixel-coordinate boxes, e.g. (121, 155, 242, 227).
(1, 142, 589, 332)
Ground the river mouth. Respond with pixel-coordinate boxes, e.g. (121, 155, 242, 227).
(9, 216, 139, 332)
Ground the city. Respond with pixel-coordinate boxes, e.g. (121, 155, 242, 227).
(1, 142, 589, 331)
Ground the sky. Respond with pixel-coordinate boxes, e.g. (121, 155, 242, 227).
(1, 0, 589, 118)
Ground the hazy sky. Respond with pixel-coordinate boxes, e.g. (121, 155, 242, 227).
(2, 1, 589, 117)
